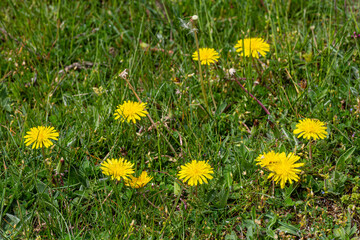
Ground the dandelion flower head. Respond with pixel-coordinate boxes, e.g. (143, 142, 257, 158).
(114, 100, 148, 124)
(293, 118, 327, 140)
(192, 48, 220, 65)
(24, 126, 59, 149)
(267, 153, 304, 189)
(255, 151, 281, 170)
(125, 171, 153, 188)
(234, 38, 270, 58)
(178, 160, 214, 186)
(100, 158, 134, 181)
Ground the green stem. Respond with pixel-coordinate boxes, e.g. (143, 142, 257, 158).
(41, 147, 46, 160)
(112, 180, 123, 205)
(42, 147, 53, 185)
(122, 76, 178, 158)
(132, 123, 137, 141)
(252, 58, 262, 80)
(309, 141, 313, 164)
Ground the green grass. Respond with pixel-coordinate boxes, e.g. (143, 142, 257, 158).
(1, 0, 360, 239)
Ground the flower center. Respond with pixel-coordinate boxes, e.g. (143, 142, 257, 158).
(304, 123, 318, 133)
(123, 108, 136, 116)
(37, 130, 46, 142)
(277, 163, 291, 176)
(192, 168, 201, 176)
(114, 164, 126, 176)
(245, 41, 256, 50)
(202, 53, 210, 60)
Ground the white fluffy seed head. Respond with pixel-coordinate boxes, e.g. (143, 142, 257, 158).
(191, 15, 198, 21)
(229, 68, 236, 76)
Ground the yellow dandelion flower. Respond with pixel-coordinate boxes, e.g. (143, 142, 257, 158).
(178, 160, 214, 186)
(114, 100, 148, 124)
(267, 153, 304, 189)
(255, 151, 281, 170)
(293, 118, 327, 140)
(192, 48, 220, 65)
(234, 38, 270, 58)
(24, 126, 59, 149)
(100, 158, 134, 181)
(125, 171, 153, 188)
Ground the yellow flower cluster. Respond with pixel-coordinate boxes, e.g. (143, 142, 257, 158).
(22, 100, 213, 189)
(114, 100, 148, 124)
(22, 29, 329, 196)
(100, 158, 135, 181)
(24, 126, 59, 149)
(256, 118, 328, 189)
(191, 37, 270, 66)
(23, 100, 153, 188)
(234, 38, 270, 58)
(100, 158, 214, 188)
(293, 118, 327, 140)
(192, 48, 220, 65)
(100, 158, 153, 188)
(256, 151, 304, 189)
(24, 101, 148, 149)
(178, 160, 214, 186)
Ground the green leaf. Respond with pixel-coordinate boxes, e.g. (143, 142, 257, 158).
(224, 231, 237, 240)
(215, 101, 227, 117)
(5, 213, 20, 226)
(266, 229, 276, 238)
(284, 197, 295, 206)
(223, 166, 232, 189)
(218, 186, 229, 208)
(333, 227, 346, 238)
(277, 222, 301, 237)
(336, 146, 356, 171)
(174, 181, 181, 196)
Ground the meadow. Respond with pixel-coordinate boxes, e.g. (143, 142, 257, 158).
(1, 0, 360, 239)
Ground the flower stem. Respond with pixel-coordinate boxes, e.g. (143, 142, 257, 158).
(252, 58, 263, 80)
(233, 78, 270, 115)
(41, 147, 46, 159)
(192, 21, 210, 112)
(309, 140, 313, 163)
(42, 147, 53, 185)
(112, 180, 122, 205)
(102, 123, 122, 162)
(132, 123, 137, 141)
(122, 75, 178, 158)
